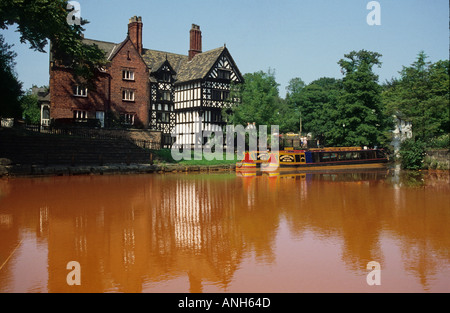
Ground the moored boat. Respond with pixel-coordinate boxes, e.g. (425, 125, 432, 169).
(236, 147, 388, 172)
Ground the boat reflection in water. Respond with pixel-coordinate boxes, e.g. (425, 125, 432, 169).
(0, 169, 449, 292)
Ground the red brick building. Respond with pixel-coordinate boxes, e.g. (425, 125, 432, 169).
(49, 16, 243, 146)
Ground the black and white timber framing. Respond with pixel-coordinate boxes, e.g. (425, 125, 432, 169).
(146, 46, 243, 148)
(79, 22, 243, 148)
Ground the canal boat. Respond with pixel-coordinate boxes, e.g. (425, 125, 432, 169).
(236, 147, 388, 172)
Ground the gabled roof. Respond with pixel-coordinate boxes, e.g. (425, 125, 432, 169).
(176, 47, 226, 83)
(32, 86, 50, 103)
(82, 38, 120, 61)
(82, 38, 240, 84)
(141, 49, 187, 74)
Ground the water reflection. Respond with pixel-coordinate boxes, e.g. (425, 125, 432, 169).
(0, 170, 449, 292)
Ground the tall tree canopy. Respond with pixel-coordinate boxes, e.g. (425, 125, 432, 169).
(383, 51, 449, 141)
(0, 34, 22, 118)
(0, 0, 106, 76)
(0, 0, 106, 117)
(20, 86, 46, 125)
(223, 69, 281, 128)
(286, 77, 341, 145)
(331, 50, 392, 147)
(223, 69, 303, 134)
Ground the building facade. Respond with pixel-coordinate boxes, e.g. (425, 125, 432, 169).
(48, 16, 243, 147)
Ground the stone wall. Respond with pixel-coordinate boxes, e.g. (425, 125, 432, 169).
(425, 149, 449, 170)
(426, 149, 449, 162)
(79, 128, 162, 148)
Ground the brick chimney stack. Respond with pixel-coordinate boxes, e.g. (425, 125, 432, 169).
(189, 24, 202, 61)
(128, 16, 143, 55)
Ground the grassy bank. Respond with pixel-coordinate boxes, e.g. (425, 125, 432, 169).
(152, 149, 239, 166)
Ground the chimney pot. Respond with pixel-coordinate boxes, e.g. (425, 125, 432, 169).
(189, 24, 202, 61)
(128, 16, 143, 55)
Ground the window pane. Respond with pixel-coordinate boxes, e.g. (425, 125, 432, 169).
(123, 70, 135, 80)
(122, 90, 135, 101)
(73, 85, 87, 96)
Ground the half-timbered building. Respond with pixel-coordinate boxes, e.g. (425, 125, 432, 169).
(172, 44, 243, 147)
(48, 16, 243, 147)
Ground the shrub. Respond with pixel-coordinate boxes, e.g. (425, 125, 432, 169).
(429, 160, 438, 170)
(399, 138, 426, 170)
(428, 134, 449, 149)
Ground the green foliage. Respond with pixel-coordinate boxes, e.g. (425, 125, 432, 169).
(332, 50, 393, 147)
(152, 148, 176, 163)
(0, 34, 22, 118)
(285, 77, 306, 103)
(399, 138, 426, 170)
(282, 50, 393, 148)
(287, 77, 341, 144)
(177, 152, 237, 166)
(224, 51, 393, 149)
(384, 52, 449, 142)
(223, 69, 281, 128)
(20, 90, 41, 125)
(223, 49, 445, 154)
(275, 96, 299, 133)
(427, 134, 449, 149)
(421, 156, 449, 170)
(152, 149, 237, 165)
(223, 69, 313, 135)
(0, 0, 108, 119)
(0, 0, 107, 87)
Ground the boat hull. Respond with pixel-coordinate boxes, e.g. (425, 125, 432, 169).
(236, 149, 389, 173)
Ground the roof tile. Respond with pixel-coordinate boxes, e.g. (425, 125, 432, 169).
(83, 38, 226, 83)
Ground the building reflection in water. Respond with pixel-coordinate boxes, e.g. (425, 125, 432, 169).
(0, 170, 449, 292)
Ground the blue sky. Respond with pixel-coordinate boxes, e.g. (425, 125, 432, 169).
(2, 0, 449, 97)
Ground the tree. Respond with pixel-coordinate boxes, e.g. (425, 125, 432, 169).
(283, 77, 305, 133)
(0, 0, 106, 91)
(384, 52, 449, 142)
(0, 34, 22, 118)
(223, 69, 281, 128)
(20, 87, 44, 125)
(398, 138, 426, 170)
(285, 77, 305, 100)
(331, 50, 392, 147)
(275, 97, 299, 133)
(287, 77, 341, 145)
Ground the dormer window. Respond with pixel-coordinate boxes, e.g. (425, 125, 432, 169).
(122, 70, 135, 81)
(162, 72, 171, 82)
(217, 69, 231, 80)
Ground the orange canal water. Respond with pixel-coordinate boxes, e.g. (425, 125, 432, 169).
(0, 170, 449, 293)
